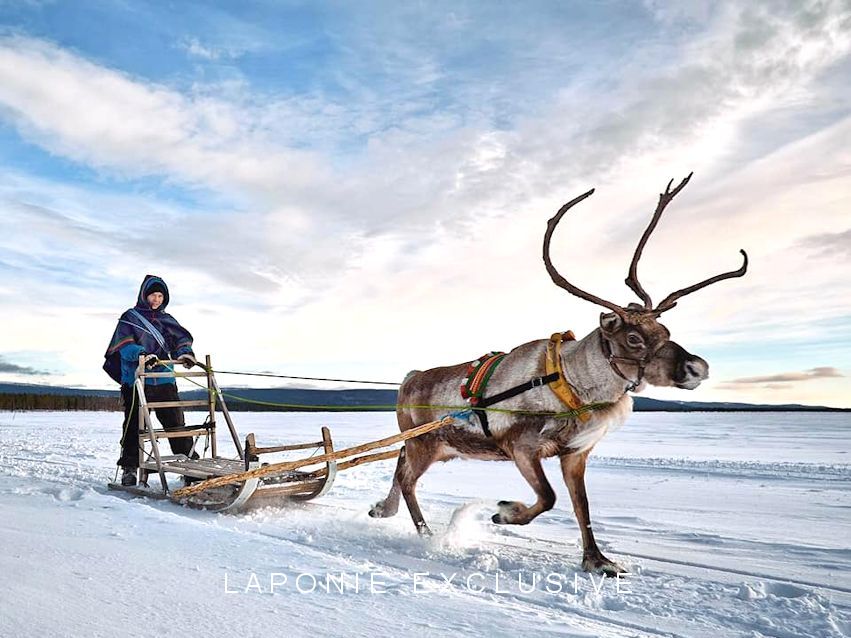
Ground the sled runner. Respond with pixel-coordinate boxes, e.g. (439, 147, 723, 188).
(108, 355, 453, 513)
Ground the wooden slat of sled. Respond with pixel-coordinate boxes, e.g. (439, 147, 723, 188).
(140, 457, 245, 478)
(255, 481, 325, 497)
(142, 371, 210, 378)
(169, 458, 245, 474)
(141, 427, 212, 439)
(145, 400, 211, 409)
(251, 441, 325, 454)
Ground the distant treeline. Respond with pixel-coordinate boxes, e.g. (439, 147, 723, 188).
(0, 386, 845, 413)
(0, 392, 394, 412)
(0, 393, 121, 411)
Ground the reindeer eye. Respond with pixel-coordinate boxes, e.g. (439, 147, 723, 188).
(627, 333, 644, 348)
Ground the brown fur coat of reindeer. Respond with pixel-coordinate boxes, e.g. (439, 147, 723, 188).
(369, 174, 748, 576)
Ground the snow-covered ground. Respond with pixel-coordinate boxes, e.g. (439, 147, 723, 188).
(1, 410, 848, 638)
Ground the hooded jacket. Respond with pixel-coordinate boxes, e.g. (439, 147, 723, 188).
(103, 275, 195, 385)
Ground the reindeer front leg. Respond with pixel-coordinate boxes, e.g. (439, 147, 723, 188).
(560, 449, 625, 577)
(492, 449, 556, 525)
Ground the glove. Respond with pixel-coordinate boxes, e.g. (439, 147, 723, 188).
(143, 353, 159, 368)
(177, 353, 197, 369)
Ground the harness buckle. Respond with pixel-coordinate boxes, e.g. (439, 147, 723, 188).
(532, 376, 546, 388)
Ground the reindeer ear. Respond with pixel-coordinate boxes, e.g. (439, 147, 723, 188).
(599, 312, 622, 335)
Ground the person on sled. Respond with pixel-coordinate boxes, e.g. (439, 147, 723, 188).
(103, 275, 197, 486)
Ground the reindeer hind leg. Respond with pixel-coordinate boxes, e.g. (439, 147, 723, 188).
(368, 447, 406, 518)
(397, 440, 436, 536)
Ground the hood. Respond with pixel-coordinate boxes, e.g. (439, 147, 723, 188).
(135, 274, 170, 311)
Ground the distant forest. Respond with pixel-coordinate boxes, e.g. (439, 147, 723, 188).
(0, 392, 393, 412)
(0, 385, 845, 413)
(0, 385, 400, 413)
(0, 393, 121, 411)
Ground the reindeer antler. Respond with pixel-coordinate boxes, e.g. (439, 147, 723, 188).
(654, 249, 749, 313)
(543, 188, 626, 316)
(625, 173, 693, 308)
(544, 175, 748, 316)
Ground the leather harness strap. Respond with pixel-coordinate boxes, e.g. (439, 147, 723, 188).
(473, 371, 561, 436)
(599, 332, 645, 392)
(545, 331, 592, 423)
(470, 330, 591, 436)
(469, 331, 650, 436)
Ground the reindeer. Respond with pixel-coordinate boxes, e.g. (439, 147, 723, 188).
(369, 174, 747, 575)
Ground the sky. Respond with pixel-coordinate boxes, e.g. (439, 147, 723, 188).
(0, 0, 848, 407)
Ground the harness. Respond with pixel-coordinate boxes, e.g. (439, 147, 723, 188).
(460, 331, 589, 437)
(545, 331, 590, 423)
(599, 332, 645, 392)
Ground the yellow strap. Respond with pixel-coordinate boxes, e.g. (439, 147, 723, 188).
(546, 332, 591, 422)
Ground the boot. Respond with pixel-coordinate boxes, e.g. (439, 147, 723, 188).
(121, 467, 137, 487)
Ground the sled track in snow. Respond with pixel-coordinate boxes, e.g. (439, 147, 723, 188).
(309, 500, 851, 600)
(214, 500, 851, 638)
(204, 510, 690, 638)
(3, 463, 848, 637)
(488, 531, 851, 598)
(590, 455, 851, 483)
(4, 456, 848, 600)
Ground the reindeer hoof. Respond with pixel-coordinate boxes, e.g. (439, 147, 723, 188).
(416, 521, 433, 537)
(368, 500, 396, 518)
(492, 501, 526, 525)
(582, 555, 626, 577)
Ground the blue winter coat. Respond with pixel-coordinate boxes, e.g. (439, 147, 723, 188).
(103, 275, 195, 386)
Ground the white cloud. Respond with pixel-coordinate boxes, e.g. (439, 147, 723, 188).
(178, 37, 239, 61)
(0, 36, 325, 195)
(0, 1, 849, 406)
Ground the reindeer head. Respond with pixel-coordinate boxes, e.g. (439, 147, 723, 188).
(542, 174, 747, 391)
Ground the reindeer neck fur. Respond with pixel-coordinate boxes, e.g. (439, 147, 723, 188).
(560, 328, 638, 405)
(551, 328, 636, 452)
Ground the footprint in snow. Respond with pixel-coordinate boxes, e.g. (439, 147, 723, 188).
(737, 581, 808, 600)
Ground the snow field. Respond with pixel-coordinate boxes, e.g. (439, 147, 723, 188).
(0, 410, 848, 637)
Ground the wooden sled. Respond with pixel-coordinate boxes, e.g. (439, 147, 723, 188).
(107, 355, 338, 512)
(108, 355, 454, 513)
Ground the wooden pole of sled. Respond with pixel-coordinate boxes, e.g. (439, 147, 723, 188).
(173, 416, 454, 498)
(206, 354, 217, 459)
(337, 449, 399, 471)
(286, 449, 401, 480)
(260, 449, 400, 483)
(208, 364, 243, 458)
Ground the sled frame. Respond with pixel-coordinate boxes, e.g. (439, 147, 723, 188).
(107, 354, 337, 511)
